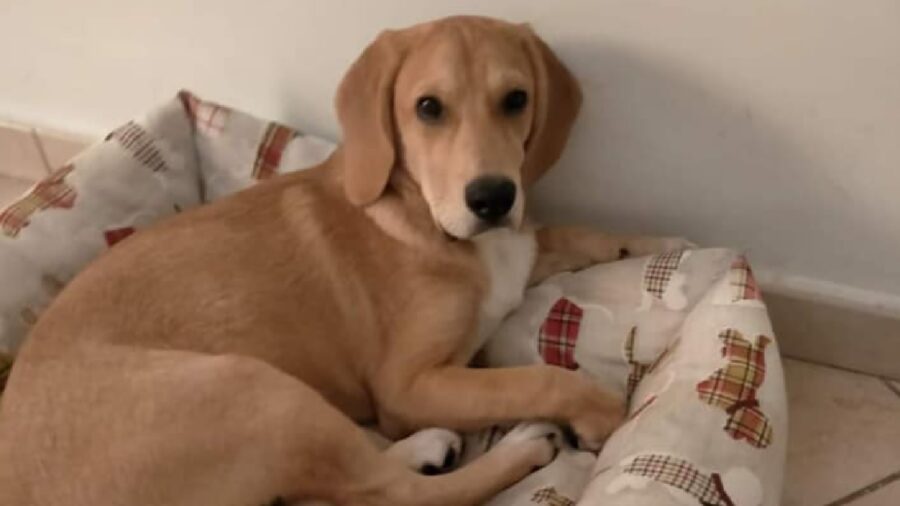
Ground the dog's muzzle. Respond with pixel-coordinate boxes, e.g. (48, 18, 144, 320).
(464, 176, 516, 224)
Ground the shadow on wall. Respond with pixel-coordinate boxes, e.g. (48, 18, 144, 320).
(530, 40, 892, 291)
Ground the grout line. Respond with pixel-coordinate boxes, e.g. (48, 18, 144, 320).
(825, 470, 900, 506)
(29, 128, 54, 175)
(882, 378, 900, 400)
(782, 353, 896, 380)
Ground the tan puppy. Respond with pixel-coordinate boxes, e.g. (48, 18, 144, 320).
(0, 16, 688, 506)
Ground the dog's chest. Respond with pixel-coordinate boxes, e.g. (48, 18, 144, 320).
(472, 229, 537, 344)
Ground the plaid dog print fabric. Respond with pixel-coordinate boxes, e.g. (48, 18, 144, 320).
(531, 486, 576, 506)
(729, 256, 762, 302)
(620, 454, 735, 506)
(624, 327, 650, 405)
(252, 122, 299, 180)
(106, 122, 169, 172)
(179, 90, 230, 136)
(18, 275, 65, 329)
(626, 394, 658, 422)
(538, 297, 582, 370)
(0, 164, 77, 238)
(104, 227, 136, 247)
(697, 329, 773, 448)
(623, 327, 673, 406)
(643, 250, 685, 299)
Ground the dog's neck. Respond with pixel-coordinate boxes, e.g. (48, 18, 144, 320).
(362, 169, 463, 251)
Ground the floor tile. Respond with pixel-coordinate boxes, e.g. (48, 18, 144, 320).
(843, 475, 900, 505)
(0, 175, 33, 207)
(783, 359, 900, 506)
(34, 130, 89, 170)
(885, 380, 900, 399)
(0, 125, 47, 182)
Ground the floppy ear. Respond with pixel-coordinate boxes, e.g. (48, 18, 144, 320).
(522, 29, 583, 186)
(335, 30, 406, 206)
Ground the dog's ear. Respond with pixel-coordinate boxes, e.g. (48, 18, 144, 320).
(335, 30, 406, 206)
(521, 28, 583, 186)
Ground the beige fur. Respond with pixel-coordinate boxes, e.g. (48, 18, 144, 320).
(0, 16, 688, 506)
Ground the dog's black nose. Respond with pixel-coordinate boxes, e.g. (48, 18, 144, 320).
(465, 176, 516, 222)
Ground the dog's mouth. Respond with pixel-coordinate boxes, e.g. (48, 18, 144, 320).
(470, 218, 515, 237)
(436, 216, 516, 241)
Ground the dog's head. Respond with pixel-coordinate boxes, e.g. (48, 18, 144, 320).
(335, 16, 582, 239)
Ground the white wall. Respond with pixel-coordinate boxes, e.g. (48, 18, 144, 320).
(2, 1, 899, 302)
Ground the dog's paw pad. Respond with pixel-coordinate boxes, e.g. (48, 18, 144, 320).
(395, 428, 462, 475)
(498, 422, 563, 445)
(420, 445, 459, 475)
(496, 422, 564, 469)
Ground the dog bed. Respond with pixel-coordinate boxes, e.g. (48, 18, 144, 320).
(0, 91, 787, 505)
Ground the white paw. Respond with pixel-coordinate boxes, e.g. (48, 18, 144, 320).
(389, 428, 463, 475)
(496, 422, 563, 468)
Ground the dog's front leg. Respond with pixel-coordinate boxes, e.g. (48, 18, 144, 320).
(374, 362, 623, 450)
(529, 225, 694, 285)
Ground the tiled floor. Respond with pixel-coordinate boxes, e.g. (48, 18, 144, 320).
(0, 122, 88, 204)
(783, 358, 900, 505)
(1, 125, 899, 505)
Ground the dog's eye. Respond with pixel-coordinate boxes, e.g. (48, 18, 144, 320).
(416, 96, 443, 122)
(501, 89, 528, 115)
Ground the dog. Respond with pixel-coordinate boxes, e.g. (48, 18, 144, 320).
(0, 15, 690, 506)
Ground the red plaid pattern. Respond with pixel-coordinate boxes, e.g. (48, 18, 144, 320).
(104, 227, 136, 247)
(729, 256, 762, 302)
(697, 329, 773, 448)
(252, 122, 298, 179)
(624, 327, 673, 406)
(106, 122, 169, 172)
(106, 121, 169, 172)
(179, 90, 230, 135)
(624, 327, 649, 404)
(531, 487, 575, 506)
(643, 250, 685, 298)
(0, 164, 77, 238)
(538, 297, 582, 370)
(621, 454, 734, 506)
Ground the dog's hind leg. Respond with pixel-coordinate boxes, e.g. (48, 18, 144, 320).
(221, 356, 561, 506)
(2, 349, 554, 506)
(186, 354, 559, 506)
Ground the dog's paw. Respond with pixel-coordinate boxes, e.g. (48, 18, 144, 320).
(622, 236, 697, 258)
(566, 383, 627, 452)
(389, 428, 463, 475)
(495, 422, 563, 469)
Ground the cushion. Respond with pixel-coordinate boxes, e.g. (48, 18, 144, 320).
(0, 92, 787, 505)
(470, 249, 787, 505)
(0, 91, 333, 355)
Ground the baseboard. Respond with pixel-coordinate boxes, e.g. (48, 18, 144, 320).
(757, 271, 900, 380)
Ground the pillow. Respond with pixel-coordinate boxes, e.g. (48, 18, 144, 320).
(0, 96, 202, 354)
(0, 91, 333, 355)
(467, 249, 787, 505)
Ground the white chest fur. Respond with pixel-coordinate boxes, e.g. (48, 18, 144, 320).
(472, 228, 537, 346)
